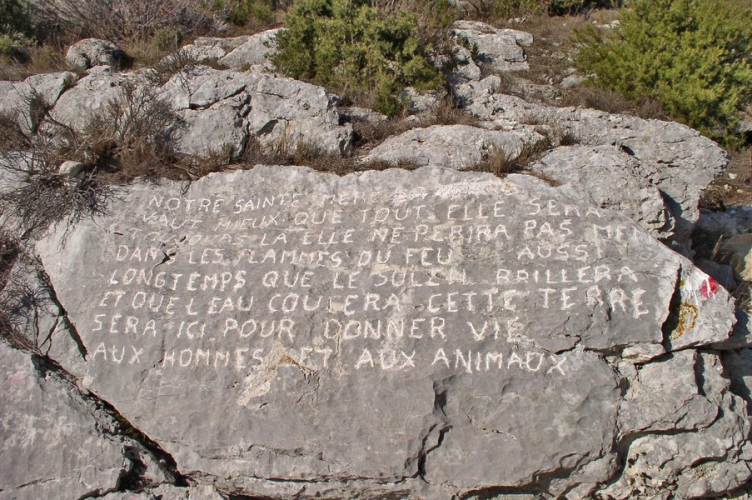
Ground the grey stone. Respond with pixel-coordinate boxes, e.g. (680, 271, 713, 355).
(696, 205, 752, 244)
(174, 106, 248, 160)
(219, 28, 283, 71)
(362, 124, 544, 169)
(0, 72, 77, 133)
(723, 348, 752, 403)
(400, 86, 443, 115)
(713, 309, 752, 350)
(101, 484, 225, 500)
(464, 93, 728, 249)
(740, 112, 752, 134)
(66, 38, 126, 72)
(338, 106, 388, 125)
(449, 44, 481, 83)
(453, 75, 502, 105)
(50, 66, 147, 132)
(33, 166, 741, 498)
(248, 75, 353, 155)
(58, 160, 86, 179)
(604, 353, 752, 499)
(452, 21, 530, 72)
(0, 341, 172, 500)
(164, 36, 253, 66)
(560, 73, 586, 88)
(533, 145, 673, 240)
(619, 350, 721, 435)
(158, 65, 261, 111)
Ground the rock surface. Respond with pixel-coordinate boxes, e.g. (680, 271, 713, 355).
(219, 28, 283, 71)
(66, 38, 126, 72)
(363, 123, 544, 169)
(48, 64, 353, 158)
(533, 144, 674, 240)
(460, 85, 728, 250)
(453, 21, 531, 72)
(0, 341, 174, 499)
(15, 165, 745, 499)
(2, 24, 751, 500)
(0, 72, 77, 132)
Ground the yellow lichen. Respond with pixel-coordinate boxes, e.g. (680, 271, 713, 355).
(670, 301, 698, 341)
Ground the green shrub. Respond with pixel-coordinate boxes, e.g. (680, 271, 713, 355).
(153, 27, 183, 52)
(230, 0, 273, 24)
(208, 0, 276, 26)
(576, 0, 752, 143)
(0, 0, 34, 38)
(270, 0, 442, 116)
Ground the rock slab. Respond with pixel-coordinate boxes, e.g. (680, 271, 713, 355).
(27, 166, 748, 499)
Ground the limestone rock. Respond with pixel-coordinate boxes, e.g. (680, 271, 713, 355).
(158, 66, 261, 111)
(163, 36, 252, 66)
(248, 75, 353, 155)
(50, 66, 147, 132)
(362, 124, 544, 169)
(605, 353, 752, 499)
(533, 145, 673, 240)
(66, 38, 126, 72)
(100, 484, 225, 499)
(448, 44, 481, 83)
(452, 21, 530, 72)
(0, 72, 77, 133)
(463, 90, 728, 249)
(174, 106, 248, 160)
(400, 87, 443, 115)
(32, 166, 741, 498)
(219, 28, 283, 71)
(339, 106, 388, 125)
(695, 206, 752, 244)
(0, 341, 173, 499)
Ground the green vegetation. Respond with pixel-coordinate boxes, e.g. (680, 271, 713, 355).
(270, 0, 443, 116)
(209, 0, 276, 26)
(576, 0, 752, 143)
(0, 0, 36, 60)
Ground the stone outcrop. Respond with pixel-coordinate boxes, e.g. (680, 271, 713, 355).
(0, 341, 175, 499)
(49, 64, 353, 160)
(453, 21, 532, 72)
(362, 123, 544, 169)
(0, 72, 77, 132)
(1, 27, 750, 500)
(66, 38, 126, 72)
(1, 165, 739, 499)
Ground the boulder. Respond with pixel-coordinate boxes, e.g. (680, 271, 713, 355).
(461, 88, 728, 250)
(182, 36, 252, 62)
(452, 21, 531, 72)
(27, 165, 746, 499)
(158, 65, 261, 111)
(0, 341, 174, 499)
(174, 106, 249, 160)
(50, 66, 148, 132)
(0, 72, 77, 133)
(720, 233, 752, 281)
(448, 44, 481, 83)
(532, 145, 674, 240)
(66, 38, 126, 72)
(248, 75, 353, 155)
(362, 124, 544, 169)
(219, 28, 283, 71)
(695, 206, 752, 243)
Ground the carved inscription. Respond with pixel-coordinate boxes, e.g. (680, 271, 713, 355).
(86, 182, 655, 383)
